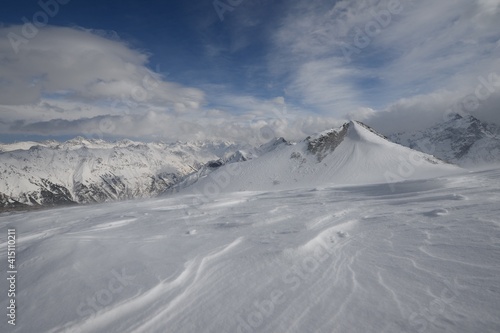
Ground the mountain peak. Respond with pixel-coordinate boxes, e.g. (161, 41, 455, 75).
(444, 113, 482, 126)
(349, 121, 389, 141)
(305, 121, 391, 162)
(67, 136, 88, 143)
(181, 121, 461, 193)
(306, 123, 349, 162)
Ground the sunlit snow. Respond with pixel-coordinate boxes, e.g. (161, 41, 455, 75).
(1, 167, 499, 332)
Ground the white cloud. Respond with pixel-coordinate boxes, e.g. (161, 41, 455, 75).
(0, 25, 344, 142)
(288, 58, 362, 114)
(1, 0, 500, 144)
(0, 25, 205, 110)
(365, 88, 500, 135)
(2, 108, 345, 144)
(269, 0, 500, 128)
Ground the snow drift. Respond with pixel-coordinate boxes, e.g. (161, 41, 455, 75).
(1, 167, 499, 333)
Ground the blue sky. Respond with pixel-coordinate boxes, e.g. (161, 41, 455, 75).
(1, 0, 499, 143)
(2, 1, 274, 93)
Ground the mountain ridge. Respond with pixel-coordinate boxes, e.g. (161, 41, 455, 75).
(389, 114, 500, 166)
(0, 139, 245, 210)
(1, 119, 484, 210)
(181, 121, 462, 195)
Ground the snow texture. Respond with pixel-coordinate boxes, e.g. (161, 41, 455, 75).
(1, 167, 499, 332)
(1, 121, 497, 332)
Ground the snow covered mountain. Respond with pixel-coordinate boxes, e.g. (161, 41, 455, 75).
(390, 114, 500, 167)
(182, 121, 462, 194)
(168, 137, 291, 194)
(1, 120, 473, 211)
(0, 137, 244, 210)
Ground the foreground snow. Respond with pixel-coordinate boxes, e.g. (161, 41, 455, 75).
(1, 168, 500, 332)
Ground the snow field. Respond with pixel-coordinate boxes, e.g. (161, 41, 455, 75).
(0, 168, 499, 332)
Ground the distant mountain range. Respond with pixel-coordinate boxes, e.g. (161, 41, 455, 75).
(389, 114, 500, 167)
(0, 137, 245, 210)
(1, 114, 498, 210)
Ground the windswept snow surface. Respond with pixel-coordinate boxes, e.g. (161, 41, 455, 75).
(1, 168, 500, 332)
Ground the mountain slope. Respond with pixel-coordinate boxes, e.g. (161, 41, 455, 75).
(167, 137, 291, 194)
(183, 121, 462, 194)
(390, 114, 500, 167)
(0, 139, 243, 209)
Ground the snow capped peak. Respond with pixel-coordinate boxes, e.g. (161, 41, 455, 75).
(305, 121, 392, 162)
(65, 136, 91, 145)
(256, 137, 290, 155)
(345, 121, 381, 142)
(447, 113, 464, 121)
(70, 136, 87, 142)
(184, 121, 461, 193)
(305, 123, 346, 142)
(306, 123, 349, 162)
(442, 113, 484, 130)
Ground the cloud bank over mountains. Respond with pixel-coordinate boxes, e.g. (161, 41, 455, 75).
(1, 0, 499, 142)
